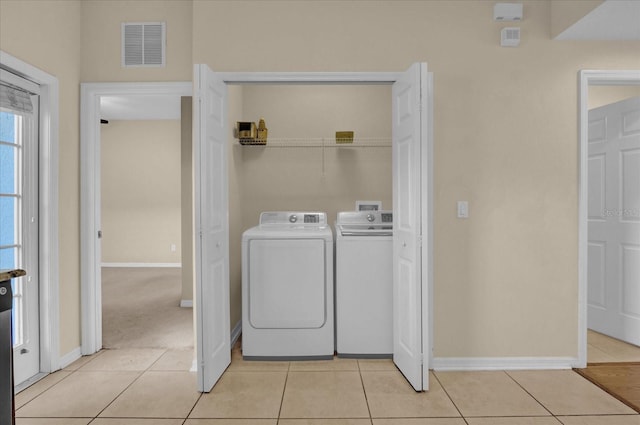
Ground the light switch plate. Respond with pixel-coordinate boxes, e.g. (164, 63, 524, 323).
(457, 201, 469, 218)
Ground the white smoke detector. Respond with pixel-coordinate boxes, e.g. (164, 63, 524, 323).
(501, 27, 521, 47)
(494, 3, 523, 21)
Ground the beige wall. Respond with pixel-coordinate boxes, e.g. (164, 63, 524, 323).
(0, 0, 82, 355)
(101, 120, 182, 264)
(81, 0, 193, 82)
(194, 0, 640, 359)
(237, 84, 392, 226)
(181, 97, 194, 303)
(1, 0, 640, 362)
(589, 86, 640, 109)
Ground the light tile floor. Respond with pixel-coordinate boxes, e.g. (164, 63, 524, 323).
(14, 345, 640, 425)
(587, 329, 640, 363)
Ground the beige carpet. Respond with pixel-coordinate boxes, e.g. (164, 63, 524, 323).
(101, 267, 194, 349)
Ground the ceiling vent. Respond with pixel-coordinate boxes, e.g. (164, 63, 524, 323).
(122, 22, 165, 67)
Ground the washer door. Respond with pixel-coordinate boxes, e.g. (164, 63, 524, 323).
(248, 238, 327, 329)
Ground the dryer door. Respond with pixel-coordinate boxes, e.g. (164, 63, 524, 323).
(248, 239, 327, 329)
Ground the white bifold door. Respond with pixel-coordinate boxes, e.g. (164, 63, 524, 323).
(392, 63, 432, 392)
(193, 63, 433, 392)
(587, 96, 640, 347)
(193, 65, 231, 392)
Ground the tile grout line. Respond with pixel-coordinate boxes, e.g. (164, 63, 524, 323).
(14, 351, 106, 414)
(503, 370, 557, 420)
(275, 359, 292, 423)
(14, 371, 75, 413)
(90, 347, 169, 421)
(357, 359, 375, 424)
(431, 370, 470, 425)
(182, 390, 204, 424)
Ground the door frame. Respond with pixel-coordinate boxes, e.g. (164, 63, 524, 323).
(0, 50, 60, 376)
(80, 72, 433, 376)
(80, 82, 192, 355)
(577, 69, 640, 368)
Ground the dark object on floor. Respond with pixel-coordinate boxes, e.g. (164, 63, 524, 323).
(575, 362, 640, 413)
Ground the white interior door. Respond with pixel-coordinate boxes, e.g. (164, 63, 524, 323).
(588, 96, 640, 347)
(392, 62, 430, 391)
(194, 64, 231, 392)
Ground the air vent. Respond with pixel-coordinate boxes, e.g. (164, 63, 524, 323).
(501, 27, 521, 47)
(122, 22, 165, 67)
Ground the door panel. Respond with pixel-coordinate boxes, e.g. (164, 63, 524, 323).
(392, 63, 429, 391)
(588, 96, 640, 347)
(194, 64, 230, 392)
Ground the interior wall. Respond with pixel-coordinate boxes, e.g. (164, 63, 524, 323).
(181, 97, 193, 303)
(194, 0, 640, 360)
(589, 85, 640, 109)
(238, 84, 392, 228)
(80, 0, 192, 82)
(2, 0, 639, 363)
(0, 0, 83, 356)
(101, 120, 182, 264)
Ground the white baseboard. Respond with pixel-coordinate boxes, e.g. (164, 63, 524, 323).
(230, 320, 242, 348)
(101, 263, 182, 268)
(58, 346, 82, 370)
(432, 356, 577, 371)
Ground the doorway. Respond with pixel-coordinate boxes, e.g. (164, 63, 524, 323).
(578, 70, 640, 367)
(585, 85, 640, 364)
(99, 110, 188, 349)
(80, 82, 192, 355)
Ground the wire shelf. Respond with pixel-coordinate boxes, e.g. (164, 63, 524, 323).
(236, 137, 391, 148)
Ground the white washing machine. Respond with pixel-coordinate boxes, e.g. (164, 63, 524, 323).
(335, 210, 393, 357)
(242, 211, 334, 360)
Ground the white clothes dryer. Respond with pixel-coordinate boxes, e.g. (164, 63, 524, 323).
(335, 210, 393, 358)
(242, 211, 334, 360)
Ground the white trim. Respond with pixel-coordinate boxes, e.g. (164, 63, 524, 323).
(0, 50, 60, 374)
(80, 82, 192, 356)
(577, 70, 640, 369)
(230, 320, 242, 348)
(218, 71, 402, 84)
(180, 299, 193, 308)
(58, 347, 82, 370)
(433, 357, 576, 371)
(101, 262, 181, 268)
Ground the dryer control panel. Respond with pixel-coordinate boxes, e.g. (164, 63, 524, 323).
(259, 211, 328, 227)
